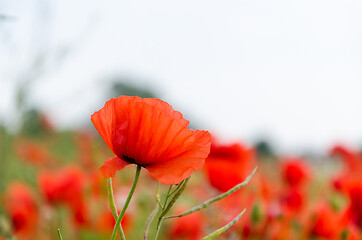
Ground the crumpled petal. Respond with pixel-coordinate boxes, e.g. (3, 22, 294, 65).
(146, 130, 211, 184)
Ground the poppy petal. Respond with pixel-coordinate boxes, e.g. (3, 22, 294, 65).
(100, 156, 130, 178)
(146, 130, 211, 184)
(116, 98, 195, 165)
(91, 99, 117, 154)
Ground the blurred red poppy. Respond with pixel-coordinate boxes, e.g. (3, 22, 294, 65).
(91, 96, 211, 184)
(14, 140, 50, 165)
(330, 144, 361, 172)
(308, 204, 340, 239)
(96, 210, 132, 234)
(281, 158, 310, 188)
(343, 179, 362, 229)
(38, 166, 84, 206)
(204, 141, 254, 192)
(38, 166, 89, 226)
(280, 188, 305, 213)
(169, 209, 204, 240)
(75, 131, 95, 168)
(4, 183, 39, 239)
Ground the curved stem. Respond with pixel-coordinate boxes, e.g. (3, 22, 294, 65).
(159, 178, 189, 220)
(144, 203, 159, 240)
(164, 167, 257, 220)
(201, 209, 246, 240)
(107, 178, 126, 240)
(144, 183, 161, 240)
(110, 165, 141, 240)
(162, 185, 173, 209)
(57, 229, 63, 240)
(154, 177, 190, 240)
(153, 218, 163, 240)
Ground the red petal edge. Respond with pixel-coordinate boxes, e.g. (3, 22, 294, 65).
(100, 156, 129, 178)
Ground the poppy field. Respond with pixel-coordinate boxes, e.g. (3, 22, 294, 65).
(0, 95, 361, 240)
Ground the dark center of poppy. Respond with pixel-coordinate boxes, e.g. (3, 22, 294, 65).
(123, 155, 137, 164)
(123, 155, 149, 167)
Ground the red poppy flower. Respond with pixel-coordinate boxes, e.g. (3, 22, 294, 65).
(4, 183, 39, 239)
(347, 181, 362, 217)
(343, 179, 362, 228)
(280, 188, 305, 212)
(281, 158, 310, 188)
(14, 140, 50, 165)
(72, 200, 90, 227)
(75, 131, 96, 168)
(169, 208, 204, 240)
(96, 210, 132, 234)
(330, 144, 361, 171)
(204, 141, 254, 192)
(308, 204, 340, 239)
(38, 166, 89, 226)
(91, 96, 211, 184)
(38, 166, 85, 206)
(330, 144, 356, 160)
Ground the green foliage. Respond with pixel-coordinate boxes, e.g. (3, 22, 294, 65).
(251, 202, 263, 224)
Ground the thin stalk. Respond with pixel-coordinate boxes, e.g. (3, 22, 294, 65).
(155, 197, 163, 209)
(155, 186, 164, 209)
(144, 203, 159, 240)
(159, 178, 190, 220)
(154, 177, 190, 240)
(201, 209, 246, 240)
(110, 165, 141, 240)
(107, 178, 126, 240)
(144, 183, 161, 240)
(167, 182, 184, 200)
(162, 185, 173, 209)
(57, 229, 63, 240)
(153, 217, 164, 240)
(164, 167, 257, 220)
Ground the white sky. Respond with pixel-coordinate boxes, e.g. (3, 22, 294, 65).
(1, 0, 362, 153)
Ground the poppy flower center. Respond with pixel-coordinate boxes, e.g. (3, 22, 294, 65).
(122, 155, 150, 167)
(123, 155, 137, 164)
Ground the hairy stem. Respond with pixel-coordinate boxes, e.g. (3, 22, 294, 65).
(110, 165, 141, 240)
(107, 178, 126, 240)
(144, 183, 161, 240)
(57, 229, 63, 240)
(144, 203, 159, 240)
(164, 167, 257, 219)
(154, 177, 190, 240)
(201, 209, 246, 240)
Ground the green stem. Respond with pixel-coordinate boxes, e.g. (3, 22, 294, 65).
(162, 185, 173, 209)
(153, 218, 164, 240)
(155, 183, 164, 209)
(144, 203, 159, 240)
(110, 165, 141, 240)
(144, 183, 161, 240)
(166, 182, 184, 203)
(154, 177, 190, 240)
(107, 178, 126, 240)
(201, 209, 246, 240)
(57, 229, 63, 240)
(159, 178, 189, 220)
(164, 167, 257, 220)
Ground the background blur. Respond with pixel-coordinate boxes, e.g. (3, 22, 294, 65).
(2, 0, 362, 154)
(2, 1, 362, 240)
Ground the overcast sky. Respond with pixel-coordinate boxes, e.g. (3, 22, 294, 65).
(1, 0, 362, 153)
